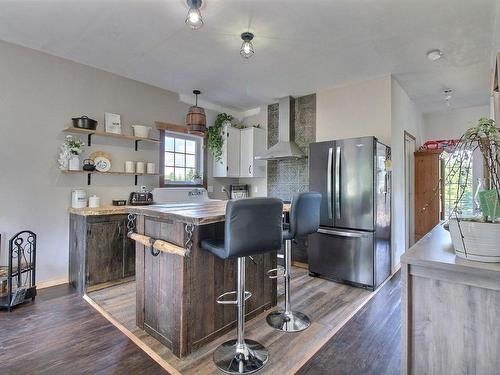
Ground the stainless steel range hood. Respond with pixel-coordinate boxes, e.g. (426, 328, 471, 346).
(255, 96, 305, 160)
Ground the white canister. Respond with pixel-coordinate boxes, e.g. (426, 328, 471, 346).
(71, 189, 87, 209)
(88, 195, 100, 208)
(125, 161, 135, 173)
(136, 161, 145, 174)
(147, 162, 155, 174)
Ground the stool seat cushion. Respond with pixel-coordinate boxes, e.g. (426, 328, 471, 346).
(200, 238, 226, 259)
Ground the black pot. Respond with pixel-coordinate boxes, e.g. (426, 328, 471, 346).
(72, 116, 97, 130)
(82, 159, 96, 171)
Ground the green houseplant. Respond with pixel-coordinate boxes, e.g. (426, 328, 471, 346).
(207, 113, 233, 162)
(444, 117, 500, 262)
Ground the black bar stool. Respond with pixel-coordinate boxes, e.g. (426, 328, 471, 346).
(201, 198, 283, 374)
(267, 192, 321, 332)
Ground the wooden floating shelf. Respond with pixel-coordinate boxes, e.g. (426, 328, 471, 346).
(61, 169, 159, 186)
(63, 127, 160, 150)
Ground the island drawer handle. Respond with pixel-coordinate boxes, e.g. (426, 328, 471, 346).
(216, 291, 252, 305)
(128, 232, 188, 257)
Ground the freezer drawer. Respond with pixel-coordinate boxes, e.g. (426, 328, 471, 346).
(308, 228, 374, 288)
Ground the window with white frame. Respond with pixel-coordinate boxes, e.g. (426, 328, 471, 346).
(163, 131, 203, 185)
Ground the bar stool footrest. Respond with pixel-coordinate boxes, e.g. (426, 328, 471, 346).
(267, 266, 286, 279)
(216, 290, 252, 305)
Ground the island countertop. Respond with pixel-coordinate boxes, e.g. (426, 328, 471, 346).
(401, 223, 500, 277)
(127, 200, 291, 225)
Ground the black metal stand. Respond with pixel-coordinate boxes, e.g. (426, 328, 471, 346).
(0, 231, 37, 311)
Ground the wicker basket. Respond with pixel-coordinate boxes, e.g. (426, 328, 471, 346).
(449, 218, 500, 262)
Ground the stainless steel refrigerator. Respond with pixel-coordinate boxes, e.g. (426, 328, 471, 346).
(308, 136, 391, 290)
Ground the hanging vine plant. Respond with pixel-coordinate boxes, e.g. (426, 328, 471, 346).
(207, 113, 234, 162)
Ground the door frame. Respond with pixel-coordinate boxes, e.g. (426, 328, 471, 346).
(403, 131, 416, 251)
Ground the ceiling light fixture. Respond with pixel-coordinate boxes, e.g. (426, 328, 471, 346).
(185, 0, 203, 30)
(427, 49, 443, 61)
(240, 32, 255, 59)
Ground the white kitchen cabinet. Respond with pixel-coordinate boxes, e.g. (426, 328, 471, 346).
(213, 124, 241, 177)
(239, 127, 266, 178)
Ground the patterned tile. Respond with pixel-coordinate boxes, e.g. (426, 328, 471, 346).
(267, 94, 315, 202)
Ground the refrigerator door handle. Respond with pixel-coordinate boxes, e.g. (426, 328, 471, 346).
(327, 147, 333, 219)
(335, 146, 341, 219)
(317, 228, 371, 238)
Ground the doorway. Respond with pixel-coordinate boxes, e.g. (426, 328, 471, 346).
(404, 131, 416, 251)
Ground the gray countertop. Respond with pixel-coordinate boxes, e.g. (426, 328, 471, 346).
(401, 224, 500, 277)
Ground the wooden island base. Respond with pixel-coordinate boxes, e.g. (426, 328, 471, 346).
(134, 214, 277, 358)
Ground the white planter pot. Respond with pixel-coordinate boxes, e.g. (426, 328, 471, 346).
(448, 218, 500, 262)
(68, 155, 80, 171)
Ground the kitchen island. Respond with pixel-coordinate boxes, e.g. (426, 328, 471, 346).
(127, 201, 288, 358)
(401, 224, 500, 374)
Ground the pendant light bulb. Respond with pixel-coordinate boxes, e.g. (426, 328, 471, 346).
(185, 0, 203, 30)
(240, 32, 255, 59)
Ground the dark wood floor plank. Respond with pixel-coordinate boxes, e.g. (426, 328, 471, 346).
(0, 285, 167, 375)
(297, 271, 401, 375)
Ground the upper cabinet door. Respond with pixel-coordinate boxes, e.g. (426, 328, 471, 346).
(240, 128, 253, 178)
(213, 125, 241, 177)
(240, 128, 266, 178)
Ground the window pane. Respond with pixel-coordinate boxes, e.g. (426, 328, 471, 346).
(175, 153, 185, 167)
(175, 138, 185, 153)
(165, 167, 175, 181)
(175, 168, 185, 181)
(165, 152, 175, 166)
(186, 168, 195, 181)
(186, 140, 196, 154)
(165, 137, 175, 152)
(186, 154, 195, 168)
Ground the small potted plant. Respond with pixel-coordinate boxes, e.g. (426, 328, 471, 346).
(191, 171, 203, 185)
(445, 118, 500, 262)
(58, 135, 85, 171)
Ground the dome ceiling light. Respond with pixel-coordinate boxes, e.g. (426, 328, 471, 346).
(240, 32, 255, 59)
(427, 49, 443, 61)
(185, 0, 203, 30)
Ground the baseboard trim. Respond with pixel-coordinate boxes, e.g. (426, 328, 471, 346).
(37, 277, 68, 289)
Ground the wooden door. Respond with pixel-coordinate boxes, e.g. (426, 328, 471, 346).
(414, 150, 443, 241)
(86, 220, 124, 286)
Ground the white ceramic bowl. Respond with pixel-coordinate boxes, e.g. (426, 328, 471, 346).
(132, 125, 152, 138)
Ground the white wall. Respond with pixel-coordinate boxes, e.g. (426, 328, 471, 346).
(422, 105, 490, 141)
(390, 78, 423, 271)
(0, 40, 230, 284)
(316, 75, 392, 145)
(239, 105, 268, 197)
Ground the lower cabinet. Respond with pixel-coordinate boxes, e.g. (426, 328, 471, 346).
(69, 213, 135, 294)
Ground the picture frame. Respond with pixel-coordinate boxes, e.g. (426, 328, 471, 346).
(105, 112, 122, 134)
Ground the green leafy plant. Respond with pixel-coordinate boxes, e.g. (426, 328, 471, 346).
(444, 118, 499, 221)
(207, 113, 233, 162)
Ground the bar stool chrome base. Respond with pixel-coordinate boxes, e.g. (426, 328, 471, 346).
(213, 339, 269, 374)
(266, 310, 311, 332)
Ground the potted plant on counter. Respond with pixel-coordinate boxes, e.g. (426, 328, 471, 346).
(445, 117, 500, 262)
(207, 113, 233, 162)
(191, 171, 203, 185)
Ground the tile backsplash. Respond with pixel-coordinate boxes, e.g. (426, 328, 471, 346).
(267, 94, 316, 202)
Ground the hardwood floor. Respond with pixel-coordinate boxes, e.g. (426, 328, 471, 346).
(297, 270, 401, 375)
(0, 284, 167, 375)
(0, 270, 401, 375)
(88, 267, 373, 375)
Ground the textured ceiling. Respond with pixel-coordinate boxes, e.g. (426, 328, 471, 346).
(0, 0, 495, 112)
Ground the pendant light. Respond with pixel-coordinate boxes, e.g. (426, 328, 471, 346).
(186, 90, 207, 135)
(185, 0, 203, 30)
(240, 32, 255, 59)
